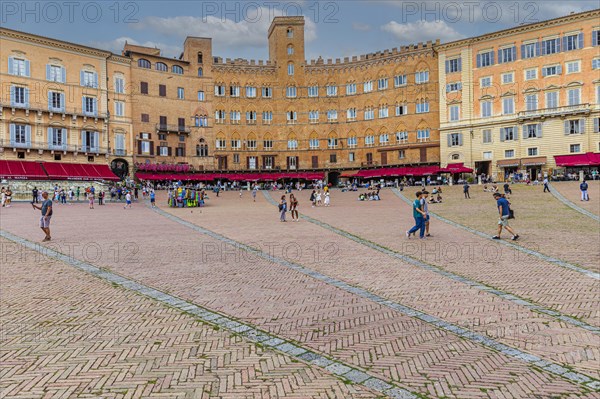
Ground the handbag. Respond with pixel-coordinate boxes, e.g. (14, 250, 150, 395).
(508, 209, 515, 219)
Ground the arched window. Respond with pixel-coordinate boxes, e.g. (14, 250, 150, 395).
(288, 62, 294, 76)
(287, 28, 293, 38)
(452, 154, 460, 160)
(197, 52, 203, 64)
(138, 59, 151, 69)
(197, 67, 203, 77)
(172, 65, 184, 75)
(155, 62, 168, 72)
(287, 45, 294, 55)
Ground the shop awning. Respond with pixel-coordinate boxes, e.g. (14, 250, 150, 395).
(43, 162, 119, 181)
(555, 152, 600, 167)
(0, 160, 48, 180)
(521, 156, 547, 166)
(440, 163, 474, 173)
(355, 166, 441, 178)
(496, 159, 520, 167)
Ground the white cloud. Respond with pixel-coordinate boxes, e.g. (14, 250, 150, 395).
(352, 22, 371, 31)
(89, 37, 182, 57)
(131, 9, 317, 51)
(381, 20, 464, 44)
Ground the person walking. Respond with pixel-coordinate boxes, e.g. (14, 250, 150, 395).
(310, 190, 316, 207)
(31, 191, 53, 242)
(98, 191, 104, 205)
(124, 191, 132, 209)
(289, 193, 299, 222)
(421, 190, 432, 237)
(32, 187, 39, 204)
(1, 187, 5, 208)
(492, 193, 519, 240)
(324, 192, 330, 207)
(88, 191, 94, 209)
(543, 177, 550, 193)
(134, 186, 139, 201)
(150, 189, 156, 207)
(279, 195, 287, 222)
(252, 185, 258, 202)
(580, 180, 589, 201)
(406, 192, 426, 239)
(76, 186, 80, 201)
(463, 182, 470, 199)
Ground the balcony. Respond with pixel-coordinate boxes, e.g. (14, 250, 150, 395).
(155, 124, 191, 134)
(518, 104, 590, 121)
(1, 102, 108, 120)
(0, 139, 107, 154)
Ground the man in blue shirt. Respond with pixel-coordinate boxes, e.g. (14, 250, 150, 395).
(492, 193, 519, 240)
(406, 192, 426, 239)
(580, 180, 589, 201)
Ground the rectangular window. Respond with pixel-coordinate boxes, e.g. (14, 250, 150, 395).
(482, 129, 492, 143)
(542, 65, 561, 77)
(481, 101, 492, 118)
(593, 58, 600, 70)
(501, 127, 516, 141)
(288, 63, 294, 76)
(261, 87, 272, 98)
(524, 123, 541, 139)
(177, 87, 184, 99)
(215, 110, 226, 123)
(197, 91, 205, 101)
(395, 104, 407, 116)
(347, 137, 357, 147)
(415, 71, 429, 84)
(262, 111, 273, 124)
(505, 149, 515, 158)
(346, 83, 356, 95)
(308, 86, 319, 97)
(230, 111, 241, 124)
(245, 86, 256, 98)
(394, 75, 407, 87)
(286, 86, 297, 98)
(483, 151, 493, 160)
(398, 150, 405, 159)
(231, 139, 241, 149)
(159, 85, 166, 97)
(363, 81, 373, 93)
(570, 144, 581, 153)
(566, 61, 580, 74)
(563, 33, 583, 51)
(417, 129, 430, 141)
(114, 101, 124, 117)
(349, 152, 355, 162)
(10, 124, 30, 146)
(480, 76, 492, 88)
(396, 131, 408, 143)
(449, 133, 462, 147)
(114, 77, 124, 93)
(565, 119, 584, 134)
(159, 146, 169, 156)
(48, 91, 64, 112)
(546, 91, 559, 109)
(379, 134, 389, 145)
(525, 94, 538, 111)
(328, 137, 338, 149)
(449, 105, 460, 122)
(309, 110, 319, 123)
(347, 108, 357, 121)
(215, 85, 226, 96)
(378, 106, 388, 119)
(446, 82, 462, 92)
(9, 57, 30, 76)
(327, 110, 338, 122)
(476, 51, 494, 68)
(140, 82, 148, 94)
(364, 108, 374, 120)
(377, 78, 388, 90)
(567, 88, 581, 106)
(446, 58, 462, 73)
(245, 111, 257, 124)
(416, 101, 429, 114)
(541, 37, 561, 55)
(82, 96, 97, 116)
(81, 70, 98, 87)
(594, 30, 600, 46)
(521, 42, 539, 59)
(365, 136, 375, 146)
(498, 46, 516, 63)
(287, 111, 297, 124)
(230, 86, 240, 97)
(326, 85, 338, 96)
(502, 97, 514, 115)
(233, 154, 240, 164)
(525, 68, 537, 80)
(47, 65, 65, 82)
(48, 127, 66, 149)
(141, 113, 149, 122)
(502, 72, 514, 84)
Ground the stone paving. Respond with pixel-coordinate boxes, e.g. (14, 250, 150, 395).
(550, 181, 600, 218)
(1, 190, 599, 398)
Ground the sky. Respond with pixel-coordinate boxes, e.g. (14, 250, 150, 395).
(2, 1, 598, 61)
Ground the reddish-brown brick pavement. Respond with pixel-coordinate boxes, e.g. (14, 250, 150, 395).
(0, 199, 598, 398)
(152, 190, 600, 380)
(419, 184, 599, 272)
(0, 237, 377, 399)
(551, 181, 600, 217)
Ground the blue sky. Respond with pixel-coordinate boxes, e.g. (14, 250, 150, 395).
(2, 1, 598, 61)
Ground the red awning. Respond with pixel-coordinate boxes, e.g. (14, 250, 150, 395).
(355, 166, 441, 178)
(43, 162, 119, 181)
(440, 163, 474, 173)
(555, 153, 600, 167)
(0, 160, 48, 180)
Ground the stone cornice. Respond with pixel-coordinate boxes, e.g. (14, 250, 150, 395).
(305, 50, 436, 74)
(1, 27, 112, 58)
(437, 9, 600, 51)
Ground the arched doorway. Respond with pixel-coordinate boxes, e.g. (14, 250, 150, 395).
(111, 158, 129, 180)
(327, 171, 341, 186)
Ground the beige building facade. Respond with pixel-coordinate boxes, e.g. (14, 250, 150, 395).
(438, 10, 600, 181)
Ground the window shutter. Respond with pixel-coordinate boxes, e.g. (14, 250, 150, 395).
(564, 120, 570, 135)
(9, 86, 15, 106)
(168, 146, 172, 156)
(48, 127, 53, 146)
(476, 54, 481, 68)
(46, 64, 51, 80)
(521, 44, 525, 58)
(556, 38, 561, 52)
(138, 140, 142, 155)
(9, 124, 16, 144)
(24, 60, 30, 76)
(541, 67, 547, 77)
(594, 31, 599, 46)
(24, 88, 29, 107)
(447, 134, 452, 147)
(594, 118, 600, 133)
(25, 125, 32, 146)
(513, 127, 518, 141)
(93, 73, 98, 88)
(149, 142, 154, 155)
(458, 133, 463, 146)
(60, 93, 65, 111)
(537, 123, 542, 138)
(446, 84, 450, 92)
(8, 57, 14, 74)
(93, 132, 99, 151)
(490, 51, 494, 65)
(80, 70, 85, 86)
(445, 60, 449, 73)
(579, 119, 585, 134)
(81, 131, 87, 149)
(578, 32, 584, 49)
(61, 129, 67, 147)
(82, 97, 86, 113)
(535, 41, 540, 56)
(556, 65, 562, 75)
(61, 67, 66, 83)
(511, 46, 516, 61)
(541, 41, 546, 56)
(48, 91, 53, 110)
(500, 128, 505, 142)
(458, 82, 462, 91)
(562, 36, 568, 51)
(458, 57, 462, 71)
(93, 98, 98, 116)
(522, 126, 527, 139)
(497, 49, 502, 63)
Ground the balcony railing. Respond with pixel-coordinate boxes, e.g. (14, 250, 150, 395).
(1, 102, 109, 119)
(518, 104, 590, 120)
(0, 139, 109, 154)
(155, 124, 191, 134)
